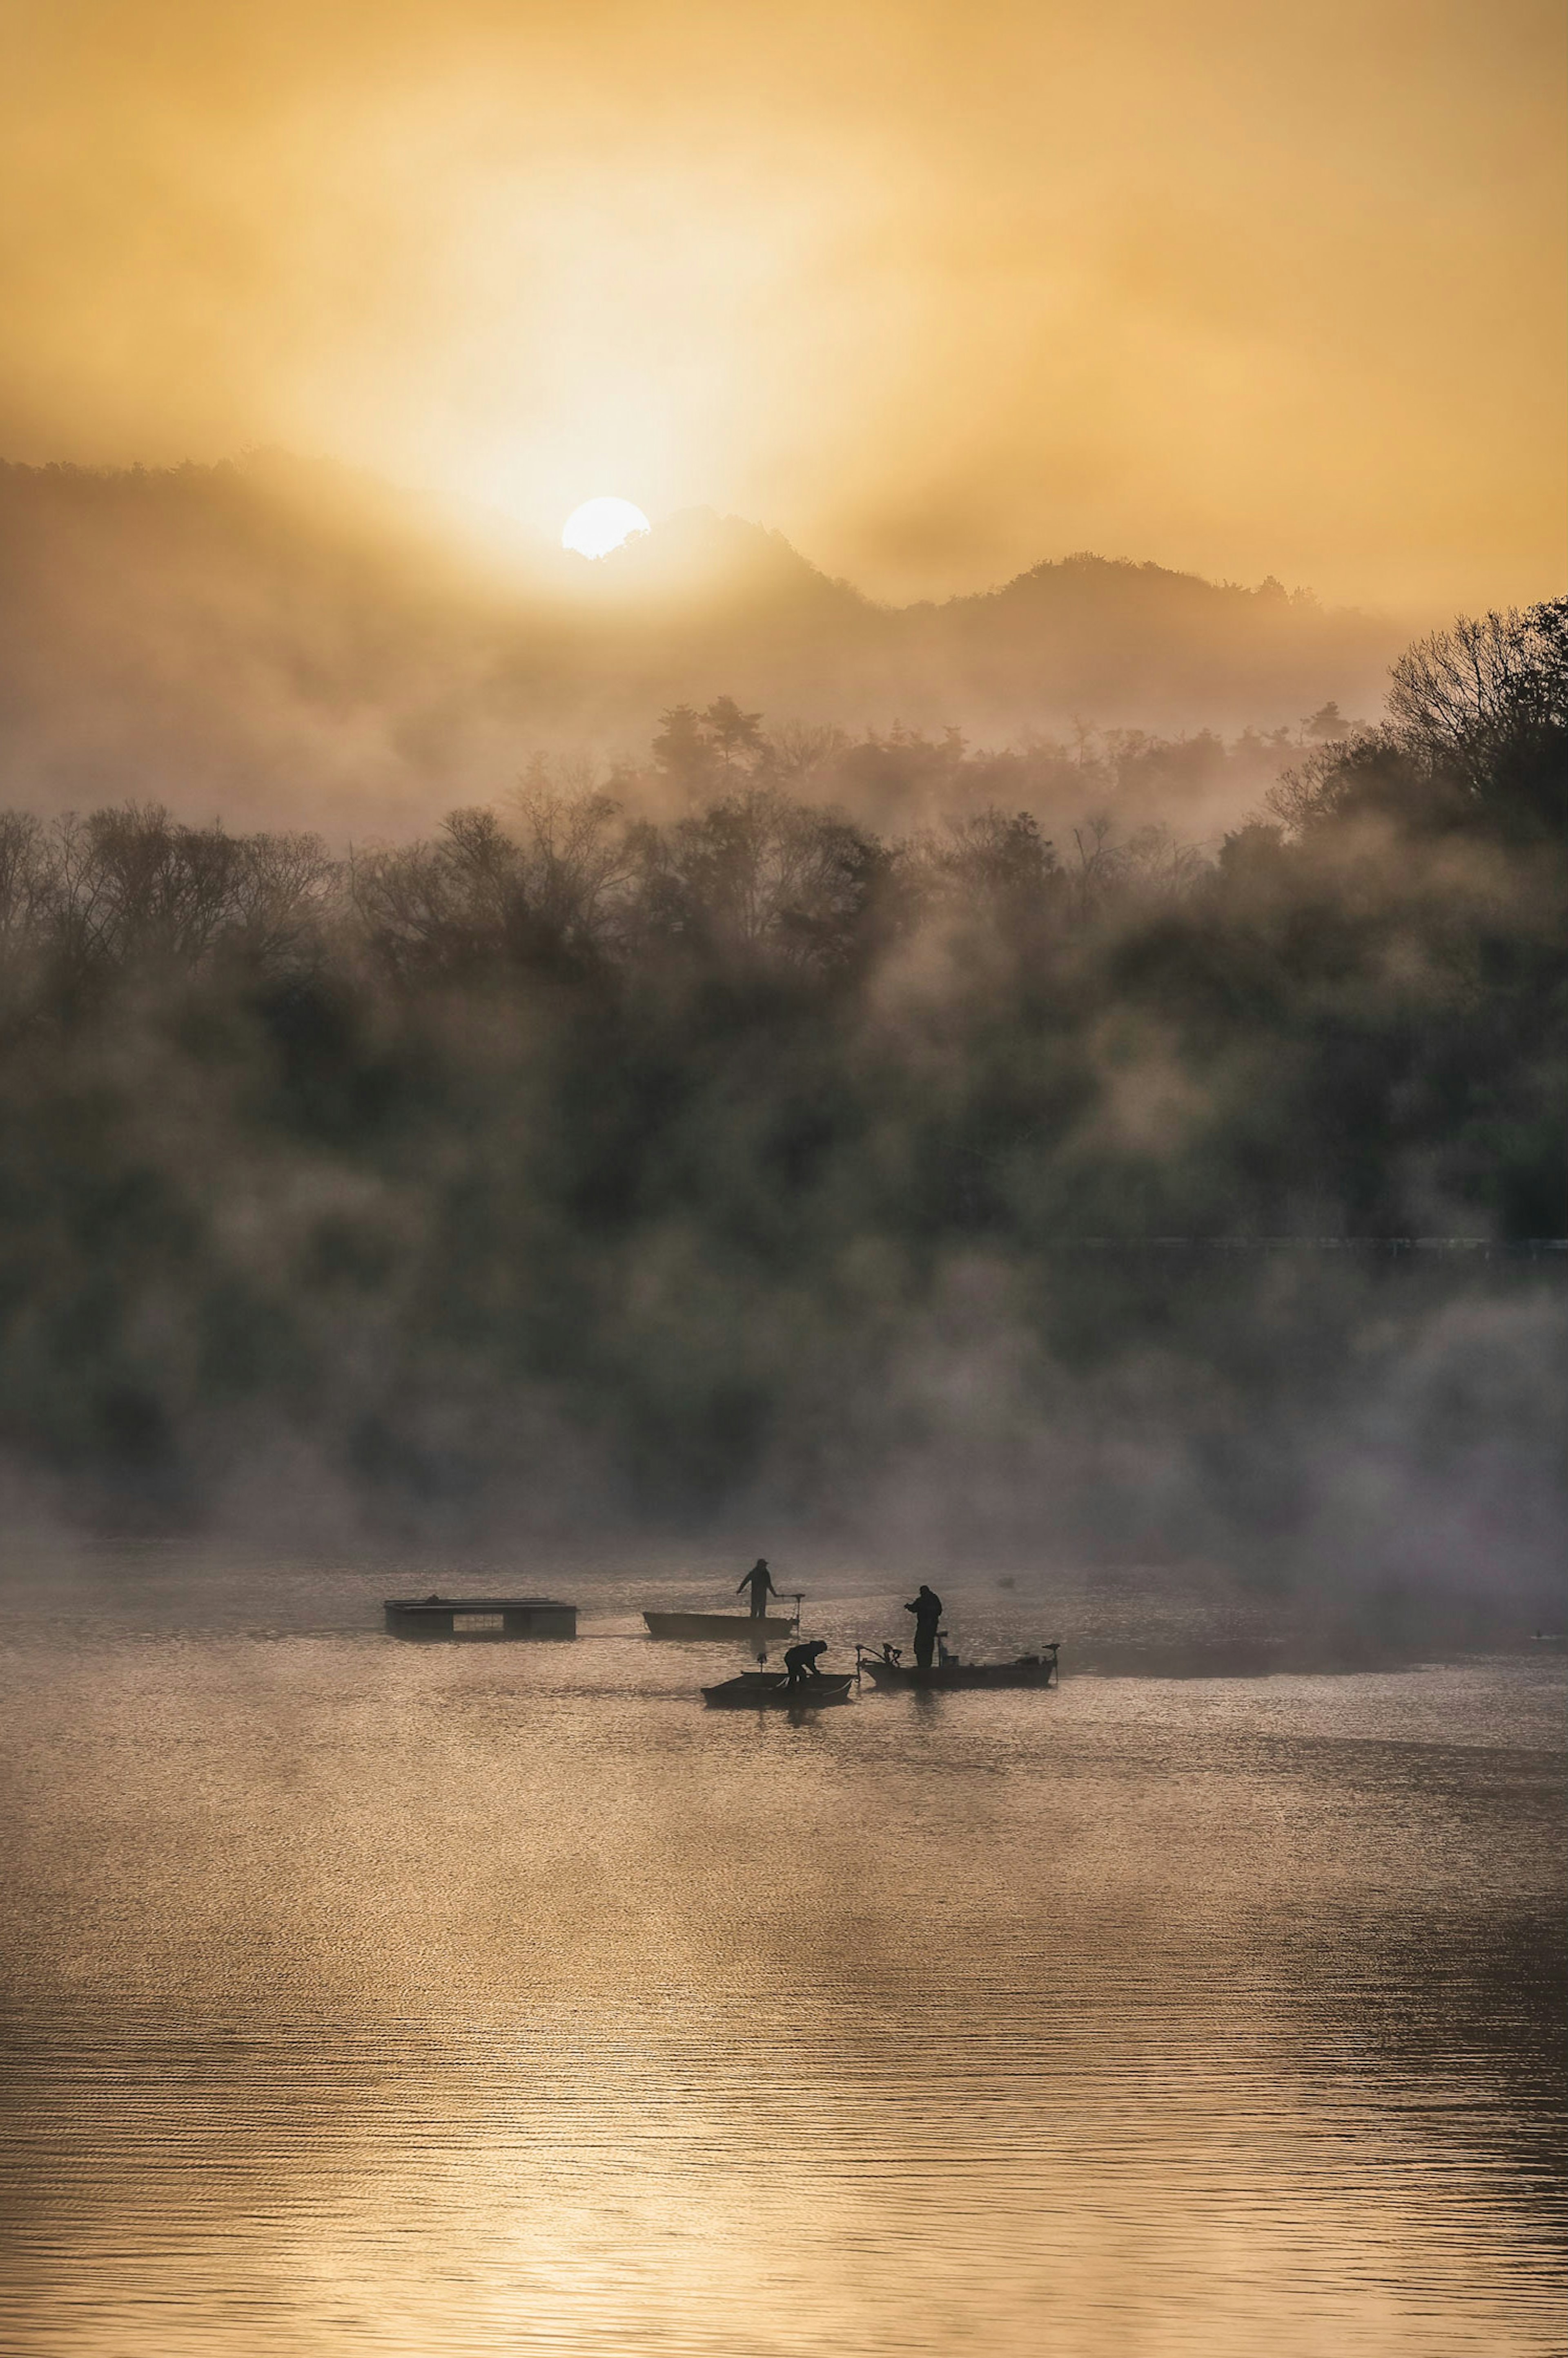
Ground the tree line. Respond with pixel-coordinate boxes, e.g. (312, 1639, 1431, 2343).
(0, 600, 1561, 1544)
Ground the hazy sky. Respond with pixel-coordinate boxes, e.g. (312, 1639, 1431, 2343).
(3, 0, 1563, 607)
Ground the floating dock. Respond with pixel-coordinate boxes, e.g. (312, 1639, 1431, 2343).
(384, 1595, 577, 1641)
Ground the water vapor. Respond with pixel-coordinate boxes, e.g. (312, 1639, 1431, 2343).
(0, 598, 1561, 1642)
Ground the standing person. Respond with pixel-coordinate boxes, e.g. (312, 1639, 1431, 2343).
(904, 1584, 943, 1669)
(737, 1558, 780, 1619)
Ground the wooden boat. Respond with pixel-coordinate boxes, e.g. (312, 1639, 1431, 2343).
(857, 1643, 1059, 1691)
(702, 1669, 855, 1709)
(645, 1611, 796, 1641)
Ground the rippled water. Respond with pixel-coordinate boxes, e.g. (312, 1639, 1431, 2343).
(1, 1549, 1562, 2356)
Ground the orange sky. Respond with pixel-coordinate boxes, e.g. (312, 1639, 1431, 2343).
(2, 0, 1563, 608)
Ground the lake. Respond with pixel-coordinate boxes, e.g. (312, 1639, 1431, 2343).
(1, 1547, 1562, 2356)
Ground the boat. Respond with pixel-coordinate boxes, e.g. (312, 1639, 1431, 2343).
(702, 1670, 856, 1709)
(856, 1642, 1059, 1691)
(384, 1595, 577, 1640)
(644, 1611, 797, 1641)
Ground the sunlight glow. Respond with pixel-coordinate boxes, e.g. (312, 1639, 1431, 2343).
(562, 497, 651, 559)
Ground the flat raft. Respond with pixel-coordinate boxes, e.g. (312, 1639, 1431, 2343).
(858, 1646, 1059, 1691)
(385, 1595, 577, 1641)
(646, 1611, 796, 1641)
(703, 1671, 855, 1709)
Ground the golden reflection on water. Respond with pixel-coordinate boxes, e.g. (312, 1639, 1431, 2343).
(0, 1564, 1562, 2356)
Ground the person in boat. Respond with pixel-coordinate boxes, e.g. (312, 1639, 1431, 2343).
(783, 1638, 829, 1689)
(737, 1558, 780, 1619)
(904, 1584, 943, 1669)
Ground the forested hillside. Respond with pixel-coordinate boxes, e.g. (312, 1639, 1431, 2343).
(0, 599, 1562, 1608)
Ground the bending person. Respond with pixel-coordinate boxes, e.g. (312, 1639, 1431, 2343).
(783, 1638, 829, 1689)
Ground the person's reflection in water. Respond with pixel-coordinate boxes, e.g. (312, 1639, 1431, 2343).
(737, 1558, 780, 1618)
(783, 1639, 829, 1689)
(904, 1585, 943, 1669)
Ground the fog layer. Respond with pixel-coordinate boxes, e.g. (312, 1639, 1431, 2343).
(0, 598, 1562, 1630)
(0, 458, 1403, 837)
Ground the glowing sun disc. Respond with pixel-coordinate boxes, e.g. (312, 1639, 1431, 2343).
(562, 496, 651, 558)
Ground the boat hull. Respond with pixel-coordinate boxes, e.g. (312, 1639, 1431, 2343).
(703, 1672, 855, 1708)
(645, 1611, 795, 1641)
(860, 1657, 1057, 1691)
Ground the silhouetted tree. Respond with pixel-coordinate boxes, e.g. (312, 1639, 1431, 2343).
(1270, 600, 1568, 847)
(651, 705, 717, 796)
(1301, 700, 1350, 740)
(701, 697, 766, 772)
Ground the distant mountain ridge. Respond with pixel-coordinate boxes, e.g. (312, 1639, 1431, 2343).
(0, 455, 1408, 834)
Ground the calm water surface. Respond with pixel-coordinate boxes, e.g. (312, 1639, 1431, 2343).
(0, 1549, 1562, 2357)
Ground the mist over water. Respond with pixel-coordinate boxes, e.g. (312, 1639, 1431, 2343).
(0, 589, 1564, 1642)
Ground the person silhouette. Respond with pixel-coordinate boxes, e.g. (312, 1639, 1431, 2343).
(783, 1638, 829, 1689)
(904, 1584, 943, 1669)
(737, 1558, 780, 1619)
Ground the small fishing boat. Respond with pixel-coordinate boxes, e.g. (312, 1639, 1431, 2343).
(644, 1610, 797, 1641)
(702, 1670, 855, 1709)
(856, 1642, 1059, 1691)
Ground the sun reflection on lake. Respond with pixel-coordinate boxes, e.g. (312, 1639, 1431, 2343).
(0, 1555, 1561, 2356)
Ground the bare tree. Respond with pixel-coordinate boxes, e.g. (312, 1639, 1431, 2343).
(1388, 600, 1568, 789)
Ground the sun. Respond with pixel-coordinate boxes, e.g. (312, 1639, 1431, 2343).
(561, 496, 651, 559)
